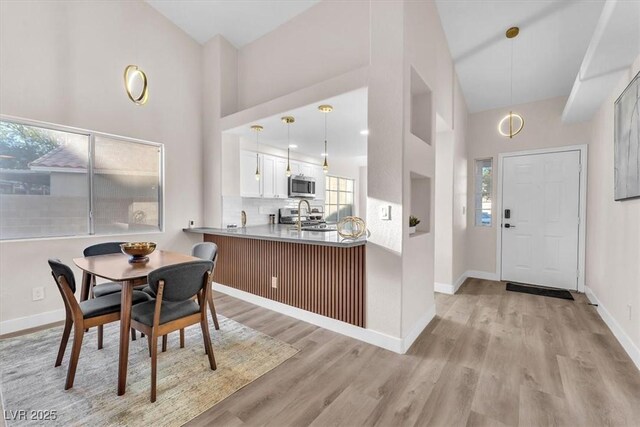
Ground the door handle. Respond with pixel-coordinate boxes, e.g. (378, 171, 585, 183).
(504, 223, 516, 229)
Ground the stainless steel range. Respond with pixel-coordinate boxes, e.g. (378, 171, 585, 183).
(278, 206, 338, 232)
(278, 206, 325, 226)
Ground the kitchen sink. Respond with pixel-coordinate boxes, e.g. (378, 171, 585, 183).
(300, 224, 337, 232)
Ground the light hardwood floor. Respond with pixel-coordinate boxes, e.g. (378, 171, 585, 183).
(187, 278, 640, 426)
(1, 279, 638, 426)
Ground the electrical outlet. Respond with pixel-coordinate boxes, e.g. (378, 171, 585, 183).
(32, 287, 44, 301)
(271, 276, 278, 289)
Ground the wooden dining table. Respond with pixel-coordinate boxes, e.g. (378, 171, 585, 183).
(73, 250, 200, 396)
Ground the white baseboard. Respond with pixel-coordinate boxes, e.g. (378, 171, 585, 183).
(435, 270, 497, 295)
(434, 276, 464, 295)
(585, 286, 640, 371)
(434, 282, 455, 294)
(466, 270, 500, 281)
(402, 303, 436, 352)
(0, 309, 64, 336)
(214, 283, 434, 354)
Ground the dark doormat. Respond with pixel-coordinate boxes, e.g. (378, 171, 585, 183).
(506, 282, 574, 300)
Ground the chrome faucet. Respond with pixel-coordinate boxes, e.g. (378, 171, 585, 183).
(297, 199, 310, 232)
(241, 210, 247, 228)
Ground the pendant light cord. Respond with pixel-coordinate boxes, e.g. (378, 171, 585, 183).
(510, 36, 514, 107)
(324, 112, 328, 154)
(287, 122, 291, 169)
(324, 113, 327, 148)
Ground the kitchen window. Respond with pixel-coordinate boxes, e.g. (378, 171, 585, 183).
(325, 175, 354, 223)
(0, 118, 163, 240)
(474, 158, 492, 227)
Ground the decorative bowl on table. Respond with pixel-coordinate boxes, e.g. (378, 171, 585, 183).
(120, 242, 156, 263)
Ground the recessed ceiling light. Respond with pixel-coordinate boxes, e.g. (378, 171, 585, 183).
(321, 153, 328, 156)
(289, 144, 298, 148)
(360, 129, 369, 135)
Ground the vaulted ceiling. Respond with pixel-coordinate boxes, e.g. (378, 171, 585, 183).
(146, 0, 319, 47)
(435, 0, 606, 113)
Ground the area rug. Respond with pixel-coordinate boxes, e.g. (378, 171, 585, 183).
(0, 316, 298, 426)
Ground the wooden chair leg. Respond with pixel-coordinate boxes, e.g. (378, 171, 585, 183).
(97, 325, 103, 350)
(162, 335, 167, 352)
(179, 329, 185, 348)
(65, 323, 84, 390)
(55, 318, 73, 367)
(150, 331, 158, 402)
(85, 275, 95, 333)
(208, 291, 220, 330)
(131, 328, 137, 341)
(200, 317, 216, 370)
(146, 333, 152, 358)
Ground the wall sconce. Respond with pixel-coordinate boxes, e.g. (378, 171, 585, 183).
(124, 65, 148, 105)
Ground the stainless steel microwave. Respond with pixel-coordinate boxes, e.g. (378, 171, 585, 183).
(289, 175, 316, 199)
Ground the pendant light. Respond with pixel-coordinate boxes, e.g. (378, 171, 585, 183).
(251, 125, 263, 180)
(281, 116, 295, 177)
(498, 26, 524, 139)
(318, 104, 333, 174)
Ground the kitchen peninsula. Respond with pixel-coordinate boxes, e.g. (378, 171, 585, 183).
(185, 226, 366, 327)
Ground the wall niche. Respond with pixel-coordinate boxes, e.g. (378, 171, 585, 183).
(410, 67, 433, 145)
(410, 171, 431, 236)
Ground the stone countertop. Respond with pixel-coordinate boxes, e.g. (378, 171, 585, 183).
(183, 225, 367, 247)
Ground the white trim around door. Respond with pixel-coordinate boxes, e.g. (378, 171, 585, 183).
(495, 145, 588, 293)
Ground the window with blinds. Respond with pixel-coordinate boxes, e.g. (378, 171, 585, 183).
(0, 118, 163, 240)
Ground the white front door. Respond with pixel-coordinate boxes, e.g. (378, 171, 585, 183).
(501, 150, 581, 290)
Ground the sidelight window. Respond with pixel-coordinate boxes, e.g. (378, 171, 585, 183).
(474, 158, 492, 227)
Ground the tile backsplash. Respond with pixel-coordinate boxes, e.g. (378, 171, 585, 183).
(222, 197, 325, 227)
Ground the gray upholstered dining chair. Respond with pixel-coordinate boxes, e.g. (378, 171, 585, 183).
(83, 242, 147, 298)
(191, 242, 220, 330)
(48, 259, 151, 390)
(130, 260, 217, 402)
(143, 242, 220, 351)
(83, 241, 147, 341)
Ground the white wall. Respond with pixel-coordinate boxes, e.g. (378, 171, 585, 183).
(466, 96, 591, 275)
(452, 78, 469, 282)
(203, 35, 238, 228)
(236, 0, 370, 110)
(434, 77, 469, 290)
(586, 55, 640, 359)
(0, 1, 203, 330)
(435, 130, 454, 286)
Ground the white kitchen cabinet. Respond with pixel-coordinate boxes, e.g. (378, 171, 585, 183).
(241, 150, 325, 200)
(275, 158, 289, 198)
(312, 165, 326, 201)
(288, 160, 300, 176)
(299, 163, 313, 177)
(240, 150, 262, 198)
(261, 155, 277, 198)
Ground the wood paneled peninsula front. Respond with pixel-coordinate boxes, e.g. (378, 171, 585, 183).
(185, 225, 366, 327)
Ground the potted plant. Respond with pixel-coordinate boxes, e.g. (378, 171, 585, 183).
(409, 215, 420, 235)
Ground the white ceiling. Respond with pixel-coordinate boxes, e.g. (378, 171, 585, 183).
(225, 88, 368, 158)
(436, 0, 606, 113)
(563, 0, 640, 122)
(146, 0, 319, 47)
